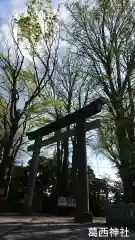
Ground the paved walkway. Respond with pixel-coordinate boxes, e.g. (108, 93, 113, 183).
(0, 216, 135, 239)
(0, 216, 32, 237)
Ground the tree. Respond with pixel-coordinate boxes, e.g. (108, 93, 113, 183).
(98, 115, 119, 167)
(0, 0, 59, 201)
(27, 155, 57, 211)
(65, 0, 135, 202)
(39, 47, 96, 199)
(110, 180, 124, 203)
(28, 155, 57, 192)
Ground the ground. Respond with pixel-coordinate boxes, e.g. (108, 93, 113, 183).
(0, 216, 135, 239)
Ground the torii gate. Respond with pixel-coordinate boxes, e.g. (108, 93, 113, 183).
(25, 97, 107, 222)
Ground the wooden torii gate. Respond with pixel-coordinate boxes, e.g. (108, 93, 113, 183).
(26, 97, 107, 222)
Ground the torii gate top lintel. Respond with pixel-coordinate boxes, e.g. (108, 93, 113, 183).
(27, 97, 107, 141)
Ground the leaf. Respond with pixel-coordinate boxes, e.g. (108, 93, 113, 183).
(18, 15, 42, 43)
(19, 70, 35, 81)
(0, 97, 7, 109)
(17, 0, 57, 45)
(102, 75, 116, 81)
(44, 99, 64, 108)
(25, 98, 63, 116)
(18, 70, 37, 91)
(0, 129, 9, 135)
(35, 117, 50, 122)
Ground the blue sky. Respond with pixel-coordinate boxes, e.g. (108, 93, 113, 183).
(0, 1, 11, 25)
(0, 0, 118, 180)
(0, 0, 27, 23)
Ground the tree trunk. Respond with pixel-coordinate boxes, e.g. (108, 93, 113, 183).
(115, 107, 131, 202)
(0, 139, 4, 162)
(126, 114, 135, 202)
(4, 159, 13, 202)
(121, 175, 130, 203)
(0, 124, 18, 189)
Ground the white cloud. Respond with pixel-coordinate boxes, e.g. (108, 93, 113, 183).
(0, 23, 13, 49)
(59, 4, 69, 21)
(11, 0, 27, 18)
(0, 0, 27, 48)
(52, 0, 69, 21)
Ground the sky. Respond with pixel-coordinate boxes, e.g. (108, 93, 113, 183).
(0, 0, 118, 180)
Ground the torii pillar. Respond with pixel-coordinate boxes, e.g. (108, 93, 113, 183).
(74, 118, 92, 222)
(24, 136, 42, 211)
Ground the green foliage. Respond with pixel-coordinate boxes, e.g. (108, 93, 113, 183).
(19, 70, 35, 81)
(45, 99, 64, 108)
(98, 117, 120, 167)
(0, 52, 8, 61)
(0, 129, 9, 135)
(19, 15, 42, 43)
(18, 0, 57, 45)
(26, 99, 63, 117)
(18, 70, 37, 92)
(65, 4, 135, 181)
(0, 97, 7, 111)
